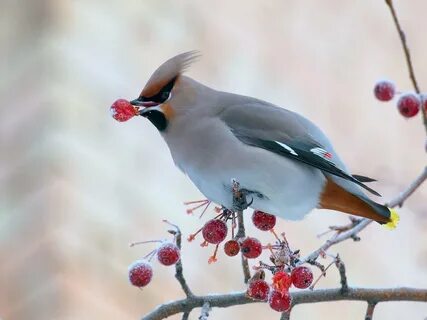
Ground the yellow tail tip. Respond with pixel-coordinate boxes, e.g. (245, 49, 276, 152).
(384, 208, 400, 230)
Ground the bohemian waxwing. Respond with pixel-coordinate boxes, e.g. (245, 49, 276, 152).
(130, 51, 399, 229)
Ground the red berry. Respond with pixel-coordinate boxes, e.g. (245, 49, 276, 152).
(240, 237, 262, 259)
(291, 266, 313, 289)
(202, 219, 228, 244)
(252, 210, 276, 231)
(374, 80, 395, 101)
(247, 279, 270, 301)
(128, 260, 153, 288)
(157, 242, 180, 266)
(110, 99, 137, 122)
(397, 93, 420, 118)
(224, 240, 240, 256)
(272, 271, 292, 293)
(268, 290, 292, 312)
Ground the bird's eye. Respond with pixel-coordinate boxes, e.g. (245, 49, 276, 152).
(161, 91, 170, 100)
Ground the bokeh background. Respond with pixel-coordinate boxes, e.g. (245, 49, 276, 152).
(1, 0, 426, 319)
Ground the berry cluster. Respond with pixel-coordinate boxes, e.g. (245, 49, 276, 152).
(128, 231, 181, 289)
(186, 209, 277, 263)
(374, 80, 427, 118)
(185, 204, 314, 313)
(245, 266, 313, 312)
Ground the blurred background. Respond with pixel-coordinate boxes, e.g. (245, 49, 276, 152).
(1, 0, 426, 319)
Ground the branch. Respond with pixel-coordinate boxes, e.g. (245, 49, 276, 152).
(232, 179, 251, 284)
(335, 256, 348, 294)
(198, 302, 211, 320)
(142, 287, 427, 320)
(167, 222, 194, 297)
(364, 301, 377, 320)
(384, 0, 427, 132)
(302, 166, 427, 263)
(280, 311, 291, 320)
(387, 166, 427, 208)
(236, 210, 251, 284)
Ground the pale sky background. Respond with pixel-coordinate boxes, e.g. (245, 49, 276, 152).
(1, 0, 426, 319)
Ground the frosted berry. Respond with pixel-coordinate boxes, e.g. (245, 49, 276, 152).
(202, 219, 228, 244)
(252, 210, 276, 231)
(272, 271, 292, 293)
(291, 266, 313, 289)
(128, 260, 153, 288)
(268, 290, 292, 312)
(224, 240, 240, 256)
(247, 279, 270, 301)
(240, 237, 262, 259)
(110, 99, 137, 122)
(374, 80, 395, 101)
(397, 93, 420, 118)
(157, 242, 180, 266)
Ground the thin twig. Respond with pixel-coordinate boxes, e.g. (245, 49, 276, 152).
(167, 222, 194, 297)
(280, 311, 291, 320)
(237, 210, 251, 283)
(365, 301, 377, 320)
(302, 166, 427, 264)
(387, 166, 427, 208)
(198, 302, 211, 320)
(181, 311, 190, 320)
(335, 256, 348, 294)
(141, 287, 427, 320)
(384, 0, 427, 132)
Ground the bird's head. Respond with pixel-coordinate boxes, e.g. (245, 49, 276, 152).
(131, 51, 202, 131)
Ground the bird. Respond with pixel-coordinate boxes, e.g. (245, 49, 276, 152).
(130, 51, 399, 229)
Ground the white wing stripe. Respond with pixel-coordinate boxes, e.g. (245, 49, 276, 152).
(276, 142, 298, 156)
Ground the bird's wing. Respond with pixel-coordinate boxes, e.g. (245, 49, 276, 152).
(219, 100, 381, 196)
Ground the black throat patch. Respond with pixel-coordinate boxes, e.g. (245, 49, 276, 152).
(144, 110, 168, 131)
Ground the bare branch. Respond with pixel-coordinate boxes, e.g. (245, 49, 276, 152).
(236, 210, 251, 283)
(302, 166, 427, 264)
(142, 287, 427, 320)
(181, 311, 190, 320)
(168, 223, 194, 297)
(335, 256, 348, 294)
(280, 311, 291, 320)
(199, 302, 211, 320)
(364, 301, 377, 320)
(384, 0, 427, 132)
(387, 166, 427, 208)
(232, 180, 252, 284)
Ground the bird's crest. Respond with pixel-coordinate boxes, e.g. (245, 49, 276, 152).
(140, 51, 200, 98)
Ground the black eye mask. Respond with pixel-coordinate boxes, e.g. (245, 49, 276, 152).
(142, 76, 177, 103)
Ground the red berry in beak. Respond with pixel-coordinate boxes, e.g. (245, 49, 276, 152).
(268, 290, 292, 312)
(252, 210, 276, 231)
(291, 266, 313, 289)
(224, 240, 240, 256)
(110, 99, 138, 122)
(128, 260, 153, 288)
(157, 242, 181, 266)
(397, 93, 420, 118)
(240, 237, 262, 259)
(202, 219, 228, 244)
(374, 80, 395, 101)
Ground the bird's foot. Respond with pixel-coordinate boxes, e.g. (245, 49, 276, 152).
(230, 179, 256, 212)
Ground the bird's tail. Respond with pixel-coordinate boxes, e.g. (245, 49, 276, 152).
(319, 178, 400, 230)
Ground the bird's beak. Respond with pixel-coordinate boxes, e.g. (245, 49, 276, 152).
(130, 98, 159, 108)
(138, 105, 164, 117)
